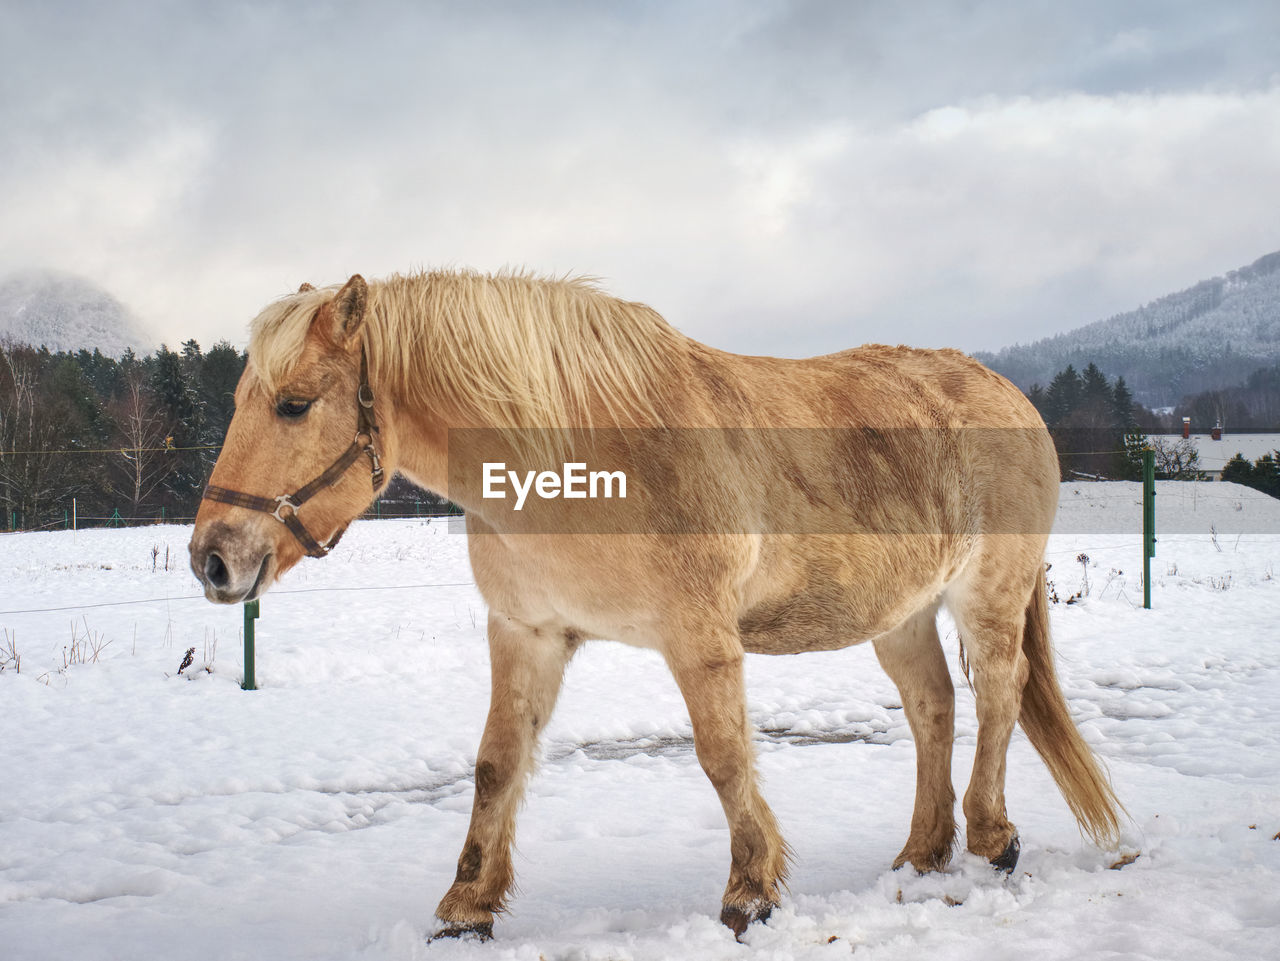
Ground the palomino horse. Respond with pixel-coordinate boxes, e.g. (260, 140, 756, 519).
(190, 271, 1122, 939)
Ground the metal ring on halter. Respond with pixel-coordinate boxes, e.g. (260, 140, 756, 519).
(272, 494, 300, 523)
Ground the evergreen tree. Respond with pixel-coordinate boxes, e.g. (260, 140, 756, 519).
(180, 339, 203, 374)
(198, 341, 245, 441)
(150, 345, 205, 515)
(1027, 383, 1047, 420)
(1080, 363, 1111, 407)
(1257, 452, 1280, 497)
(1224, 451, 1280, 498)
(1043, 365, 1082, 427)
(1221, 453, 1255, 486)
(194, 340, 245, 492)
(1111, 376, 1137, 428)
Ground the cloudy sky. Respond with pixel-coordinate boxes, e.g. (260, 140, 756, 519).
(2, 0, 1278, 356)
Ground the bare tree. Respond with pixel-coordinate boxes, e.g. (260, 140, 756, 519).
(0, 341, 79, 525)
(109, 370, 173, 514)
(1150, 436, 1204, 479)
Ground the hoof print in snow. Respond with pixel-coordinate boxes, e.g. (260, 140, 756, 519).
(990, 833, 1020, 874)
(720, 903, 772, 941)
(429, 921, 493, 943)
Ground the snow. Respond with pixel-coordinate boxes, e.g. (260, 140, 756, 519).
(2, 482, 1279, 961)
(1177, 433, 1280, 476)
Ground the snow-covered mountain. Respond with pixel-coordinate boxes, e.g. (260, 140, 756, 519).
(0, 269, 154, 358)
(976, 251, 1280, 407)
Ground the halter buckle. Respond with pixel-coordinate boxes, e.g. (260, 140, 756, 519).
(272, 494, 300, 523)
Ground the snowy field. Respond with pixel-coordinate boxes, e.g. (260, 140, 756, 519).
(2, 481, 1279, 961)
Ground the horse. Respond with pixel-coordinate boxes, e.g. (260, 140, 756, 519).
(189, 270, 1122, 940)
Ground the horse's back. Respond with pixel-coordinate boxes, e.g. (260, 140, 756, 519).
(718, 343, 1043, 428)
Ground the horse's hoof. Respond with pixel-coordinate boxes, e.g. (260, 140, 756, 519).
(893, 849, 952, 875)
(429, 921, 493, 943)
(990, 833, 1020, 874)
(720, 902, 773, 942)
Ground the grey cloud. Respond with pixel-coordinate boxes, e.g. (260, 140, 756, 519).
(1, 1, 1278, 355)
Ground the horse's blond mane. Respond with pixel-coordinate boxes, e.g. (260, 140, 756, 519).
(248, 270, 686, 434)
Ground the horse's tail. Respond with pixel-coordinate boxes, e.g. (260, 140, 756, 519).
(1019, 564, 1124, 847)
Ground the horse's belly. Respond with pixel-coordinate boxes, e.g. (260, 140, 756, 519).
(736, 585, 886, 654)
(736, 534, 955, 654)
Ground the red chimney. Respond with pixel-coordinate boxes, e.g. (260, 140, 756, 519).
(1182, 417, 1191, 439)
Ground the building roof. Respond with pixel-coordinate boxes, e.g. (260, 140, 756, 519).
(1167, 433, 1280, 473)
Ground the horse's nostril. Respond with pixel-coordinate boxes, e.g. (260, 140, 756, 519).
(204, 551, 230, 589)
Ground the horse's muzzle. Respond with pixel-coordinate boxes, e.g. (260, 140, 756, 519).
(189, 522, 275, 604)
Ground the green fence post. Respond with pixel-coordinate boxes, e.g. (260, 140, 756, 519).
(242, 599, 260, 691)
(1142, 448, 1155, 610)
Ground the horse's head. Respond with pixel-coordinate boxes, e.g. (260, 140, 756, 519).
(189, 275, 391, 603)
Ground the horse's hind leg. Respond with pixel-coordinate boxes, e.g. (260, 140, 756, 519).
(946, 560, 1035, 871)
(663, 615, 789, 939)
(433, 613, 577, 939)
(873, 602, 956, 873)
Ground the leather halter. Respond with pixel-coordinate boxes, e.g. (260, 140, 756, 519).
(202, 348, 385, 558)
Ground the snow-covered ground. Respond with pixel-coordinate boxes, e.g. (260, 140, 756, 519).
(2, 481, 1278, 961)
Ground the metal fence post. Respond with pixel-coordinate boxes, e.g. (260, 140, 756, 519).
(243, 599, 260, 690)
(1142, 449, 1155, 610)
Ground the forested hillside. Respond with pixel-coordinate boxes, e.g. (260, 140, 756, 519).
(977, 251, 1280, 406)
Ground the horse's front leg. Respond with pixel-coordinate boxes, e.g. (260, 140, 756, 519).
(433, 613, 577, 940)
(664, 618, 790, 939)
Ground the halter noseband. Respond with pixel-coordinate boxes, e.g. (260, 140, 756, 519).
(202, 347, 385, 558)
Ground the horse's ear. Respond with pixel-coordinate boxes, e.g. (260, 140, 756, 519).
(297, 282, 315, 293)
(330, 274, 367, 344)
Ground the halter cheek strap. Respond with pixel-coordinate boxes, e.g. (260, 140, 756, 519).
(202, 347, 385, 558)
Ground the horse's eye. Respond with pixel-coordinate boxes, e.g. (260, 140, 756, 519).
(276, 398, 312, 419)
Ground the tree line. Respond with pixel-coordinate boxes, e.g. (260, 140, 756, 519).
(3, 338, 1277, 533)
(1, 339, 244, 529)
(1028, 360, 1279, 495)
(1026, 361, 1150, 481)
(0, 338, 452, 531)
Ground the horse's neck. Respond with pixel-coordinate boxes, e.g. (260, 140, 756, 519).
(388, 397, 455, 498)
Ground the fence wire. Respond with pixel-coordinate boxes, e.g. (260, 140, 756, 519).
(0, 580, 479, 618)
